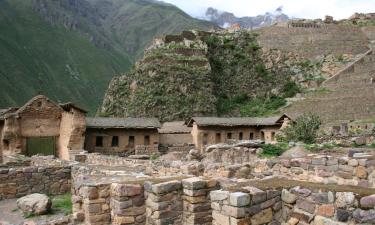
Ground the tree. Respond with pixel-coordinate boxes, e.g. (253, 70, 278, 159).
(281, 113, 321, 144)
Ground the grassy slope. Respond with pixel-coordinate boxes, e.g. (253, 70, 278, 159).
(0, 0, 214, 113)
(0, 0, 131, 113)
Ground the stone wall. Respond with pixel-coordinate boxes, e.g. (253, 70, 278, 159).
(135, 144, 159, 155)
(268, 153, 375, 188)
(257, 24, 370, 59)
(72, 177, 218, 225)
(211, 185, 375, 224)
(210, 188, 282, 225)
(86, 153, 152, 167)
(0, 164, 71, 199)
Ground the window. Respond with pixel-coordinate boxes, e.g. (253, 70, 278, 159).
(249, 133, 254, 140)
(239, 132, 243, 140)
(261, 132, 265, 140)
(111, 136, 119, 147)
(3, 140, 9, 149)
(215, 133, 221, 143)
(144, 136, 150, 145)
(95, 136, 103, 147)
(128, 136, 135, 148)
(227, 133, 232, 140)
(203, 133, 208, 145)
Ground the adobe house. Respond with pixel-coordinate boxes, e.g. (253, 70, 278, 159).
(0, 95, 87, 161)
(186, 114, 292, 151)
(85, 117, 161, 155)
(158, 121, 193, 146)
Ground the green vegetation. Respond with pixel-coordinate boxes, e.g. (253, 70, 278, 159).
(259, 143, 288, 157)
(51, 193, 72, 215)
(304, 142, 338, 152)
(281, 113, 322, 144)
(0, 0, 213, 113)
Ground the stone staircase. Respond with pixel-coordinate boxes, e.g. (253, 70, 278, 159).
(284, 49, 375, 126)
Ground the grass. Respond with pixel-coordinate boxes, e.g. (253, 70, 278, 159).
(51, 193, 72, 215)
(258, 143, 288, 157)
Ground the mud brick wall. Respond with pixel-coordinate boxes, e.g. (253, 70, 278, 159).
(210, 187, 282, 225)
(0, 165, 71, 199)
(145, 180, 183, 225)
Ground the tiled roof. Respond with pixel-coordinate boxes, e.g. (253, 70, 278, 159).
(86, 117, 161, 129)
(158, 121, 192, 134)
(186, 114, 290, 127)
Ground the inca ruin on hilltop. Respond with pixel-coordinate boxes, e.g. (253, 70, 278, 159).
(2, 11, 375, 225)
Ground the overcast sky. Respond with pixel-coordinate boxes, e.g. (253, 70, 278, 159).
(160, 0, 375, 20)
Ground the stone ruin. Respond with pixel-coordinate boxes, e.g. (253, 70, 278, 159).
(1, 140, 375, 225)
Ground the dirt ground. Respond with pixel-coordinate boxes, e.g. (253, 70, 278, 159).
(0, 199, 66, 225)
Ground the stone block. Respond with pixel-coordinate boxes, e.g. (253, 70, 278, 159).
(312, 157, 326, 166)
(336, 171, 352, 179)
(312, 192, 330, 204)
(250, 208, 272, 225)
(326, 158, 338, 166)
(335, 192, 355, 208)
(229, 217, 251, 225)
(229, 192, 250, 207)
(183, 195, 207, 204)
(281, 189, 296, 204)
(183, 188, 207, 197)
(348, 159, 358, 166)
(212, 211, 230, 225)
(260, 197, 277, 209)
(317, 204, 335, 217)
(313, 215, 346, 225)
(267, 190, 281, 199)
(243, 186, 266, 204)
(151, 180, 182, 194)
(290, 208, 314, 223)
(112, 215, 135, 225)
(338, 165, 354, 173)
(336, 209, 351, 222)
(296, 199, 316, 214)
(183, 201, 211, 212)
(356, 166, 367, 179)
(112, 184, 142, 197)
(210, 190, 229, 201)
(182, 177, 207, 190)
(222, 205, 247, 218)
(360, 194, 375, 209)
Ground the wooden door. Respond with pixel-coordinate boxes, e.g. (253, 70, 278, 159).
(26, 137, 56, 156)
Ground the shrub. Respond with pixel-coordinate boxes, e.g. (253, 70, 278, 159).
(282, 113, 321, 144)
(259, 143, 288, 157)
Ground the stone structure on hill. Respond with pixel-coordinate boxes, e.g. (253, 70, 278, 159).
(0, 95, 86, 161)
(284, 49, 375, 126)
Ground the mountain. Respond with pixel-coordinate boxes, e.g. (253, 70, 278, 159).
(0, 0, 215, 113)
(204, 6, 289, 29)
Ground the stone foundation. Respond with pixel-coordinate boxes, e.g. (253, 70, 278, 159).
(0, 156, 71, 199)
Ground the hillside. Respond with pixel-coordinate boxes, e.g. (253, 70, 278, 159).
(0, 0, 214, 113)
(100, 30, 330, 121)
(101, 20, 375, 123)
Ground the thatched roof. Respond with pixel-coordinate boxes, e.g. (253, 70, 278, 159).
(86, 117, 161, 129)
(186, 114, 291, 127)
(159, 121, 192, 134)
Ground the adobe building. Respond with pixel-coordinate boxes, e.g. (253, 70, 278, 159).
(186, 114, 291, 151)
(85, 117, 160, 155)
(0, 95, 86, 161)
(158, 121, 192, 146)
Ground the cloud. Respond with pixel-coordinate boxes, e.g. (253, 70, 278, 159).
(161, 0, 375, 19)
